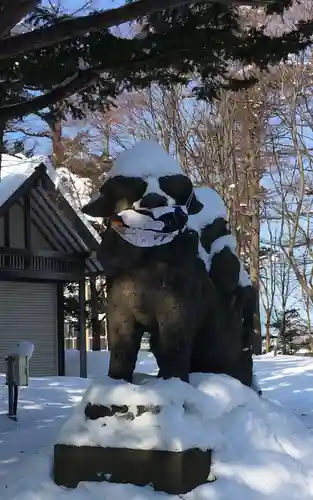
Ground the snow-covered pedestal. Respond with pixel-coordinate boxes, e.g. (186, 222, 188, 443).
(53, 373, 213, 494)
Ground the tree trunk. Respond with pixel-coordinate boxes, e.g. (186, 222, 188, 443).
(248, 155, 262, 355)
(42, 108, 64, 167)
(280, 311, 286, 355)
(51, 117, 64, 165)
(252, 289, 262, 355)
(265, 310, 271, 352)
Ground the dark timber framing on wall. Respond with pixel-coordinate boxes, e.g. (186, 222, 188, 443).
(23, 194, 31, 250)
(4, 209, 10, 247)
(0, 162, 104, 379)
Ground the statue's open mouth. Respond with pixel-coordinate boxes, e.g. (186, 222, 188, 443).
(109, 205, 189, 248)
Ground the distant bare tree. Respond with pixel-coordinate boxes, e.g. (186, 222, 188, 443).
(265, 51, 313, 307)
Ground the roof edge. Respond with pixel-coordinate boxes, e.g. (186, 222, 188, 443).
(0, 166, 44, 218)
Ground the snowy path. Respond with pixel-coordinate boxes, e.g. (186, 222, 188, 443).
(256, 354, 313, 430)
(0, 352, 313, 499)
(0, 375, 90, 482)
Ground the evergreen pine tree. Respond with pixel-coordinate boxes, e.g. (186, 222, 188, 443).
(0, 1, 313, 122)
(271, 309, 308, 355)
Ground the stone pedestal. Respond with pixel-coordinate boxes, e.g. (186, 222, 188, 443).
(53, 375, 213, 494)
(54, 443, 212, 494)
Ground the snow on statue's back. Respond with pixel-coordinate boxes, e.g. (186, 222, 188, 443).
(190, 187, 252, 284)
(187, 186, 229, 270)
(107, 139, 183, 179)
(188, 186, 228, 232)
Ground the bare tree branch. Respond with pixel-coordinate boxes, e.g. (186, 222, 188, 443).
(0, 0, 273, 61)
(6, 125, 51, 138)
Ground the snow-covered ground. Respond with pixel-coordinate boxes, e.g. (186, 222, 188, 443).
(1, 352, 313, 499)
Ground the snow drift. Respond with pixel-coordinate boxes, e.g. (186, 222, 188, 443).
(2, 354, 313, 499)
(56, 371, 313, 500)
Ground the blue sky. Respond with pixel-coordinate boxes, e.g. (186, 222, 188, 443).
(43, 0, 121, 13)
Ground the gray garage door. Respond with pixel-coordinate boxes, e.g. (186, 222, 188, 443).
(0, 281, 57, 376)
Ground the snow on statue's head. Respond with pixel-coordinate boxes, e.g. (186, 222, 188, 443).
(81, 140, 203, 219)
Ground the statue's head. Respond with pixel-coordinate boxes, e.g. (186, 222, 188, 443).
(81, 140, 203, 276)
(81, 140, 203, 220)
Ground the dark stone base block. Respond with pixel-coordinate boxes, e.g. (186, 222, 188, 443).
(53, 444, 212, 494)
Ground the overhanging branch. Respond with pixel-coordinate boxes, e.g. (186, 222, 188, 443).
(0, 68, 101, 120)
(0, 45, 191, 120)
(0, 0, 40, 37)
(0, 0, 273, 61)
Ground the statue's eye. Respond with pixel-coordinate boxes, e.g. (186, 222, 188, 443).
(112, 176, 147, 204)
(159, 175, 193, 204)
